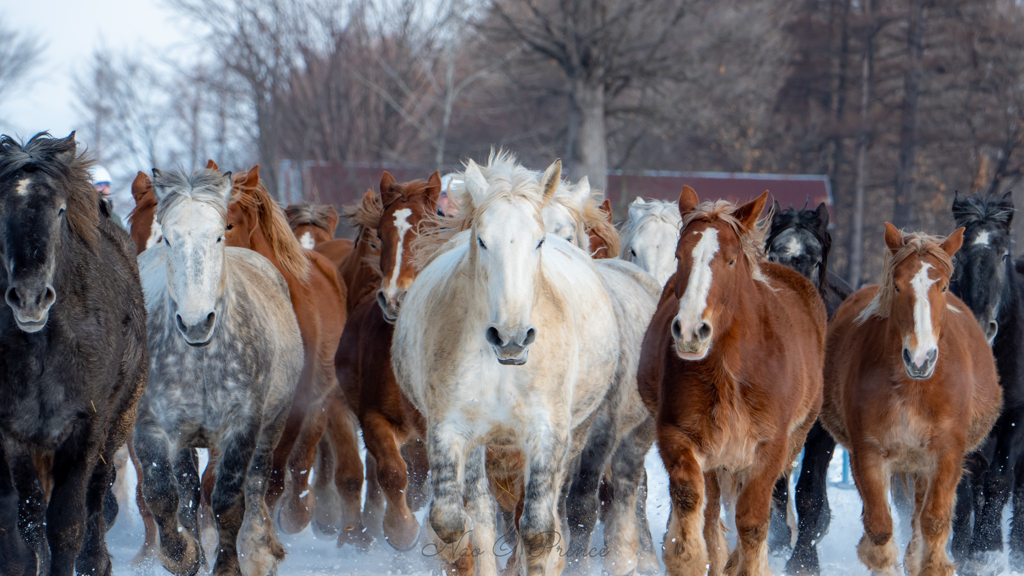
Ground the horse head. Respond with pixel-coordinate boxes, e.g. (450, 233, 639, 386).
(951, 190, 1014, 344)
(766, 200, 830, 290)
(0, 132, 98, 333)
(375, 170, 441, 323)
(878, 223, 964, 380)
(151, 167, 233, 347)
(464, 155, 559, 366)
(285, 201, 339, 249)
(671, 186, 768, 360)
(588, 199, 615, 259)
(621, 197, 681, 287)
(129, 171, 161, 253)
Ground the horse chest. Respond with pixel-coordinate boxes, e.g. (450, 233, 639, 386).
(703, 404, 761, 471)
(875, 404, 936, 470)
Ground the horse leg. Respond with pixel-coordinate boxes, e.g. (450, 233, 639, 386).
(46, 429, 103, 576)
(725, 441, 786, 576)
(916, 451, 963, 576)
(972, 417, 1024, 556)
(850, 450, 898, 576)
(135, 421, 201, 576)
(362, 453, 385, 541)
(0, 442, 36, 576)
(704, 471, 728, 576)
(565, 403, 616, 574)
(172, 449, 204, 570)
(427, 424, 471, 564)
(603, 417, 656, 576)
(311, 435, 341, 535)
(767, 474, 791, 552)
(238, 416, 289, 576)
(1009, 452, 1024, 571)
(636, 469, 658, 573)
(10, 450, 48, 572)
(362, 413, 419, 550)
(128, 440, 159, 565)
(210, 425, 259, 576)
(952, 455, 982, 567)
(904, 474, 927, 576)
(276, 396, 330, 535)
(199, 450, 219, 561)
(660, 437, 708, 576)
(403, 438, 431, 511)
(323, 392, 368, 549)
(786, 421, 836, 576)
(520, 428, 570, 576)
(465, 446, 499, 576)
(74, 446, 120, 576)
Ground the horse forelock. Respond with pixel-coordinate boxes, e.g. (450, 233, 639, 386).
(953, 191, 1014, 230)
(857, 231, 955, 324)
(341, 192, 384, 233)
(285, 201, 335, 232)
(231, 176, 311, 284)
(766, 206, 832, 280)
(680, 199, 769, 283)
(154, 169, 229, 225)
(621, 200, 681, 254)
(0, 132, 100, 249)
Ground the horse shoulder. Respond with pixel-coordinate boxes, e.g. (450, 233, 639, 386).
(638, 297, 676, 417)
(307, 248, 347, 326)
(762, 262, 827, 346)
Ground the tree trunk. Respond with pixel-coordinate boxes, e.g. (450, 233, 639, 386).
(569, 79, 608, 192)
(255, 93, 280, 200)
(849, 0, 876, 288)
(891, 0, 925, 229)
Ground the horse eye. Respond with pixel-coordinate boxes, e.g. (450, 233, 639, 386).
(1004, 252, 1010, 261)
(729, 259, 735, 266)
(537, 237, 545, 249)
(894, 286, 900, 293)
(58, 206, 66, 217)
(226, 223, 235, 231)
(630, 248, 636, 258)
(163, 237, 171, 247)
(942, 285, 947, 293)
(217, 236, 223, 243)
(478, 236, 486, 250)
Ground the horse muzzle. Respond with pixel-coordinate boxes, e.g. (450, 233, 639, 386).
(671, 317, 712, 360)
(5, 283, 56, 333)
(485, 324, 536, 366)
(176, 311, 217, 347)
(376, 289, 406, 324)
(902, 346, 937, 380)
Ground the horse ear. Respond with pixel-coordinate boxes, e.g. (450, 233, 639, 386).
(540, 159, 562, 206)
(240, 165, 259, 192)
(566, 175, 590, 209)
(206, 159, 219, 171)
(732, 190, 769, 231)
(600, 199, 613, 223)
(678, 186, 699, 214)
(628, 197, 646, 222)
(941, 227, 965, 258)
(463, 160, 489, 205)
(884, 222, 904, 254)
(361, 189, 376, 207)
(425, 171, 443, 209)
(815, 202, 830, 229)
(380, 171, 398, 204)
(325, 206, 339, 235)
(131, 171, 150, 202)
(56, 132, 77, 164)
(771, 200, 782, 223)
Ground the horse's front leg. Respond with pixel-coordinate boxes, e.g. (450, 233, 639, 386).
(46, 427, 101, 576)
(10, 449, 48, 573)
(603, 416, 656, 576)
(465, 445, 499, 576)
(239, 405, 289, 576)
(850, 449, 898, 576)
(0, 441, 36, 576)
(726, 440, 787, 576)
(426, 422, 470, 564)
(520, 423, 570, 576)
(210, 423, 259, 576)
(787, 421, 837, 576)
(565, 402, 615, 575)
(1010, 452, 1024, 571)
(659, 431, 708, 576)
(973, 412, 1024, 555)
(277, 393, 330, 535)
(915, 448, 964, 576)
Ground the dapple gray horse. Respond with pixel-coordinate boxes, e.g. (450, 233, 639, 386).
(133, 168, 303, 576)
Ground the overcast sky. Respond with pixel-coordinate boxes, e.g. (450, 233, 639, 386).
(1, 0, 190, 139)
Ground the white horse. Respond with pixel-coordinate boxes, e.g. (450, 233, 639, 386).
(620, 197, 682, 287)
(543, 179, 662, 576)
(134, 168, 303, 576)
(392, 154, 619, 576)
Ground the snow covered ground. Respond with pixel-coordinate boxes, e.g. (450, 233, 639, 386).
(105, 447, 1013, 575)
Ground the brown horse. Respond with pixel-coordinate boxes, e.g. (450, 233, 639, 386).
(337, 189, 385, 313)
(588, 198, 619, 259)
(638, 187, 826, 576)
(221, 165, 359, 538)
(335, 171, 440, 551)
(285, 200, 355, 265)
(821, 224, 1001, 576)
(128, 171, 160, 253)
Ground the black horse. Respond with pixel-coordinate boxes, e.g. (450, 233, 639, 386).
(0, 132, 148, 576)
(950, 190, 1024, 571)
(764, 200, 852, 575)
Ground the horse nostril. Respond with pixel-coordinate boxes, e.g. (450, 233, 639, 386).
(522, 327, 537, 347)
(926, 348, 937, 363)
(39, 285, 55, 308)
(988, 321, 999, 339)
(5, 287, 20, 308)
(376, 290, 389, 312)
(485, 326, 504, 347)
(902, 348, 913, 366)
(671, 318, 682, 340)
(203, 312, 216, 330)
(696, 321, 712, 341)
(176, 314, 188, 334)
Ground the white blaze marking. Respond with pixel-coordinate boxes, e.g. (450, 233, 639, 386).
(299, 231, 315, 249)
(909, 262, 939, 366)
(146, 220, 162, 250)
(384, 208, 413, 296)
(15, 178, 30, 195)
(974, 230, 990, 245)
(675, 228, 719, 338)
(784, 235, 803, 256)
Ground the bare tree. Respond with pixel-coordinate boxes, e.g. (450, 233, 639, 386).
(477, 0, 689, 190)
(0, 22, 45, 107)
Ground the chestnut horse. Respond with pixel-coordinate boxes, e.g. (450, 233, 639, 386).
(128, 171, 161, 253)
(222, 165, 354, 537)
(821, 224, 1001, 576)
(285, 200, 354, 265)
(588, 198, 619, 258)
(638, 187, 826, 576)
(335, 171, 440, 551)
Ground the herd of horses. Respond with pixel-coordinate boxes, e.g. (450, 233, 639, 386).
(1, 132, 1024, 576)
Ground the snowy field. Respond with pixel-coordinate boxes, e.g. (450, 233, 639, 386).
(106, 447, 1016, 575)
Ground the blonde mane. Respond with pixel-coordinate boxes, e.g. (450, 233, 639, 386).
(547, 180, 622, 258)
(681, 199, 770, 283)
(340, 190, 383, 232)
(856, 231, 956, 323)
(620, 199, 681, 254)
(231, 175, 311, 283)
(412, 150, 547, 269)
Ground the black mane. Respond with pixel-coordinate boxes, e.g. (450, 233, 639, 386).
(952, 189, 1014, 229)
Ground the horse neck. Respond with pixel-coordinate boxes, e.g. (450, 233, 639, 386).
(248, 225, 302, 296)
(339, 235, 379, 307)
(994, 261, 1024, 368)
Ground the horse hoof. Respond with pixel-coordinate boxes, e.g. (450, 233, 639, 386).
(157, 531, 201, 576)
(274, 491, 314, 535)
